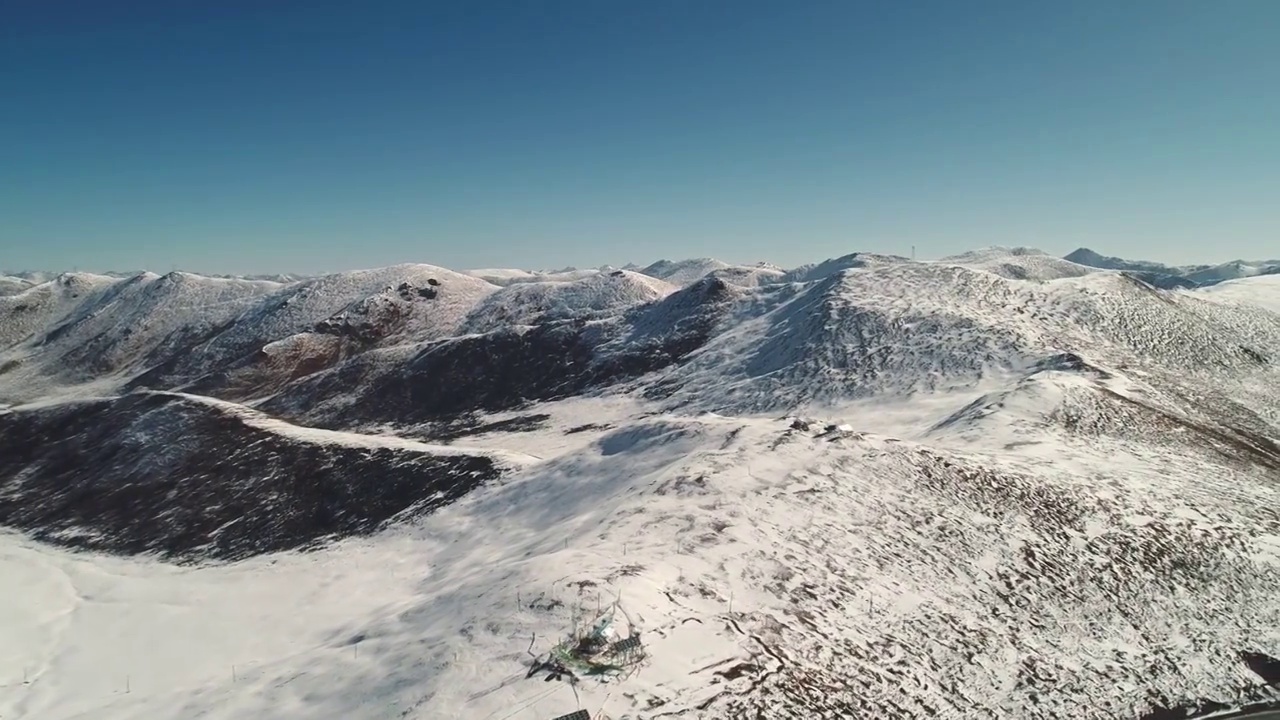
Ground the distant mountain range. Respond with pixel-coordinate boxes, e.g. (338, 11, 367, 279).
(1065, 247, 1280, 288)
(7, 247, 1275, 296)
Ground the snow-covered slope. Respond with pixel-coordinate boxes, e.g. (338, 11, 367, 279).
(206, 264, 491, 356)
(1196, 275, 1280, 315)
(0, 273, 120, 352)
(943, 246, 1097, 281)
(1066, 247, 1280, 288)
(464, 267, 542, 285)
(466, 267, 609, 286)
(3, 250, 1280, 720)
(0, 276, 32, 296)
(637, 264, 1280, 423)
(639, 258, 733, 286)
(31, 272, 276, 370)
(130, 265, 496, 399)
(705, 264, 787, 287)
(462, 270, 676, 334)
(1186, 260, 1280, 286)
(207, 272, 313, 283)
(1065, 247, 1197, 276)
(780, 251, 909, 283)
(259, 275, 738, 429)
(241, 259, 1280, 453)
(0, 273, 280, 404)
(4, 270, 62, 284)
(2, 404, 1277, 719)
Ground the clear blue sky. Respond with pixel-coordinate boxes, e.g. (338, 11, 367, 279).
(3, 1, 1277, 275)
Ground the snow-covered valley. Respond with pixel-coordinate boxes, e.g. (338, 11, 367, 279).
(2, 247, 1279, 719)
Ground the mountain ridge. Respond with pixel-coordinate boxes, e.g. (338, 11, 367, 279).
(1066, 247, 1280, 288)
(2, 248, 1279, 720)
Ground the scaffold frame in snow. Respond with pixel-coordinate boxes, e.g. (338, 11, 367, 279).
(611, 635, 642, 654)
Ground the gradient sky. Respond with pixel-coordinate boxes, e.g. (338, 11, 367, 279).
(3, 1, 1278, 275)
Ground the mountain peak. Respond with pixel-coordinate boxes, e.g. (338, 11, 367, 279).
(639, 258, 733, 285)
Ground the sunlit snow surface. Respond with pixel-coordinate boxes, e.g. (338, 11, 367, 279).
(1, 252, 1279, 719)
(3, 395, 1278, 719)
(1197, 275, 1280, 316)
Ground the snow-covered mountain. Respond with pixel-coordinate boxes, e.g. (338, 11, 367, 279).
(12, 272, 281, 385)
(1186, 260, 1280, 286)
(467, 258, 783, 290)
(461, 270, 677, 334)
(1066, 247, 1280, 288)
(466, 266, 614, 287)
(0, 276, 33, 296)
(0, 273, 123, 352)
(2, 251, 1279, 720)
(638, 258, 734, 285)
(705, 264, 788, 287)
(943, 246, 1097, 281)
(1064, 247, 1200, 277)
(1199, 274, 1280, 316)
(135, 266, 489, 401)
(779, 251, 909, 283)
